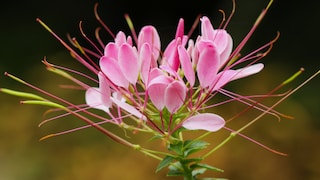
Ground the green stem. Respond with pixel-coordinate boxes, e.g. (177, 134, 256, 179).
(202, 132, 236, 159)
(182, 162, 194, 180)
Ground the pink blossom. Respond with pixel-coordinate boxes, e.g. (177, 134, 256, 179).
(84, 14, 268, 133)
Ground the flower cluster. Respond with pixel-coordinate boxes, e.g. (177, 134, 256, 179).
(84, 15, 265, 135)
(4, 0, 317, 179)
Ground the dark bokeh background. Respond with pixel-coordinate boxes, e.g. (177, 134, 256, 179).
(1, 0, 319, 179)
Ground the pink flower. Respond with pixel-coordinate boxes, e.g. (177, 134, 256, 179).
(100, 32, 139, 88)
(147, 70, 187, 113)
(87, 14, 267, 133)
(192, 16, 263, 90)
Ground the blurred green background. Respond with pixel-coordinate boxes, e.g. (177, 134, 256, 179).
(0, 0, 319, 179)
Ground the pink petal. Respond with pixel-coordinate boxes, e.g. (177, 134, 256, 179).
(213, 30, 233, 66)
(211, 63, 264, 91)
(111, 96, 146, 121)
(140, 43, 152, 84)
(178, 45, 195, 87)
(163, 38, 180, 71)
(175, 18, 184, 39)
(164, 81, 187, 113)
(103, 42, 118, 59)
(138, 25, 161, 61)
(187, 38, 200, 67)
(159, 65, 180, 80)
(231, 63, 264, 80)
(182, 113, 225, 132)
(85, 87, 109, 112)
(148, 68, 165, 83)
(98, 72, 112, 107)
(210, 70, 237, 91)
(118, 43, 139, 85)
(200, 16, 215, 40)
(147, 75, 172, 110)
(197, 44, 220, 88)
(100, 56, 129, 88)
(114, 31, 127, 46)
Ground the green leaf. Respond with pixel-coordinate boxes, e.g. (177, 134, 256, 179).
(167, 162, 184, 177)
(180, 158, 203, 164)
(168, 141, 184, 156)
(148, 134, 164, 142)
(156, 156, 175, 173)
(192, 168, 207, 177)
(184, 140, 210, 157)
(190, 163, 224, 172)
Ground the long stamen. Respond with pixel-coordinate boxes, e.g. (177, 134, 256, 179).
(95, 27, 106, 49)
(79, 21, 104, 56)
(218, 89, 294, 120)
(187, 14, 201, 39)
(223, 126, 288, 156)
(124, 14, 138, 45)
(229, 0, 273, 61)
(70, 36, 101, 70)
(227, 68, 304, 123)
(36, 18, 99, 75)
(236, 68, 316, 133)
(43, 59, 94, 89)
(223, 0, 236, 29)
(94, 3, 115, 38)
(4, 72, 136, 147)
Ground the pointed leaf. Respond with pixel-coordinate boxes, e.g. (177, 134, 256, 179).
(168, 141, 184, 156)
(191, 168, 207, 177)
(183, 140, 209, 156)
(167, 162, 184, 176)
(156, 156, 175, 173)
(190, 163, 224, 172)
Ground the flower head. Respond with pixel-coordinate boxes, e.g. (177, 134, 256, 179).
(3, 1, 314, 179)
(80, 12, 267, 134)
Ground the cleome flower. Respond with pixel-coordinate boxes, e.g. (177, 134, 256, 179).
(4, 1, 316, 178)
(82, 12, 266, 135)
(1, 0, 281, 155)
